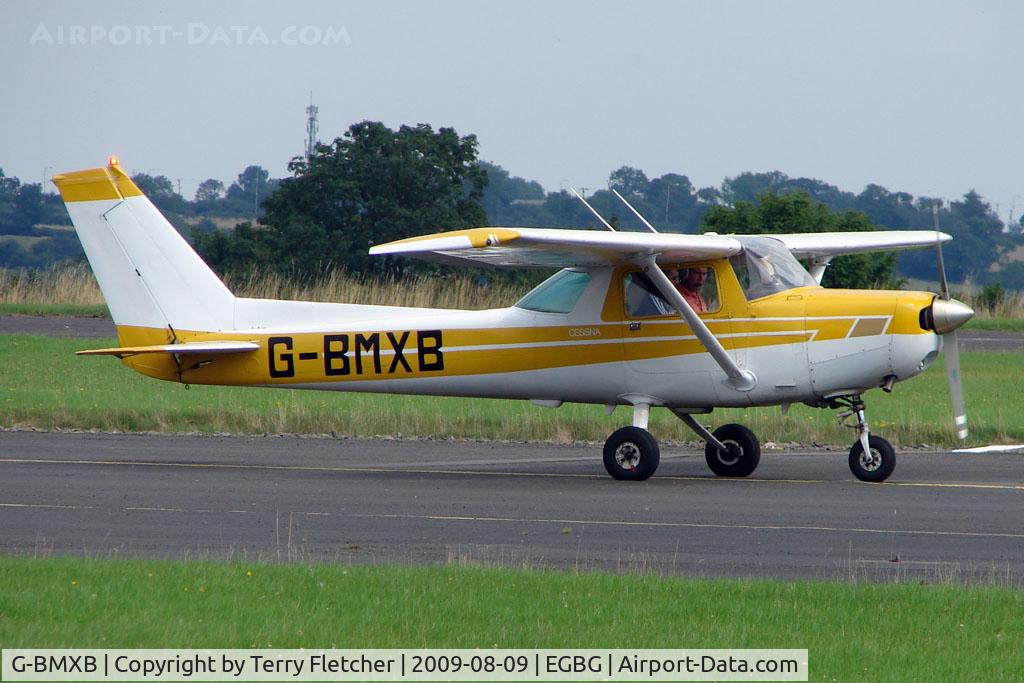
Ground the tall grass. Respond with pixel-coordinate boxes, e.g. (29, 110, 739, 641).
(3, 262, 1024, 319)
(0, 264, 533, 311)
(224, 269, 531, 310)
(0, 263, 104, 306)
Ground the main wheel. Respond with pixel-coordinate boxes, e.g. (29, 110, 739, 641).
(849, 435, 895, 482)
(603, 426, 660, 481)
(705, 423, 761, 477)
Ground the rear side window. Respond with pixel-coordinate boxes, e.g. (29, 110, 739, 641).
(515, 270, 592, 314)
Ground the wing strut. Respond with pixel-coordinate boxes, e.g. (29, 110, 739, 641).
(808, 256, 832, 284)
(611, 189, 659, 233)
(642, 256, 757, 392)
(570, 188, 616, 232)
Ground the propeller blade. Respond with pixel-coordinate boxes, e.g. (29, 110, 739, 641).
(932, 202, 966, 440)
(944, 331, 968, 441)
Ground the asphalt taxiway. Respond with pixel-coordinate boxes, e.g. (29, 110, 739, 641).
(2, 431, 1021, 583)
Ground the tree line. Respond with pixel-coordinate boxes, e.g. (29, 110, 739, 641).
(1, 121, 1019, 289)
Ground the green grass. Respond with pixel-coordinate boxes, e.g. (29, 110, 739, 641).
(2, 333, 1022, 446)
(0, 555, 1020, 679)
(964, 317, 1024, 332)
(0, 303, 110, 317)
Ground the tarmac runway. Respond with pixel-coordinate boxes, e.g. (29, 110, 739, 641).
(2, 430, 1022, 583)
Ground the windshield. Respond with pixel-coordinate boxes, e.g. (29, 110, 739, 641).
(729, 236, 817, 300)
(515, 269, 592, 314)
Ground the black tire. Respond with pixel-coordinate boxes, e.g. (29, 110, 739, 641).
(849, 435, 896, 482)
(603, 426, 660, 481)
(705, 423, 761, 477)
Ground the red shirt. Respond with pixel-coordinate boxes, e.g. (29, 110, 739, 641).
(679, 287, 707, 313)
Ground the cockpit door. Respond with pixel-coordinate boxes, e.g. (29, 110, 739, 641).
(620, 261, 736, 374)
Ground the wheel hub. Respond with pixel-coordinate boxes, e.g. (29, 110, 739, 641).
(614, 442, 641, 470)
(860, 448, 881, 471)
(715, 440, 742, 465)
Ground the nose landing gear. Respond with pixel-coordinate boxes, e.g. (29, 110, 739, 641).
(833, 395, 896, 482)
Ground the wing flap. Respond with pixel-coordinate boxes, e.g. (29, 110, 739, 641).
(370, 227, 742, 267)
(78, 340, 260, 359)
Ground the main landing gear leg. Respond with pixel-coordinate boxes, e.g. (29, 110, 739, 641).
(670, 409, 761, 478)
(835, 395, 896, 482)
(602, 403, 660, 481)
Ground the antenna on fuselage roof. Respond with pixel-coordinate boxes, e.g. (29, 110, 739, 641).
(570, 187, 616, 232)
(611, 188, 659, 233)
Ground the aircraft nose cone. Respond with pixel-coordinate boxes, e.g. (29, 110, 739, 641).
(931, 298, 974, 334)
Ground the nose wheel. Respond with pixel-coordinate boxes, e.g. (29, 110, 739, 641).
(834, 395, 896, 482)
(849, 435, 896, 482)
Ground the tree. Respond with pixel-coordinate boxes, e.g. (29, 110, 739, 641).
(131, 173, 187, 214)
(701, 191, 899, 289)
(12, 183, 45, 234)
(720, 171, 790, 205)
(131, 173, 176, 199)
(227, 166, 270, 200)
(196, 121, 488, 277)
(194, 178, 225, 203)
(941, 190, 1006, 282)
(608, 166, 649, 198)
(223, 166, 276, 216)
(478, 161, 548, 225)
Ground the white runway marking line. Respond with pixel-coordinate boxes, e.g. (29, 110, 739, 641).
(124, 507, 255, 514)
(0, 457, 601, 479)
(0, 502, 100, 510)
(0, 502, 253, 515)
(1, 457, 1022, 490)
(952, 444, 1024, 454)
(353, 512, 1024, 541)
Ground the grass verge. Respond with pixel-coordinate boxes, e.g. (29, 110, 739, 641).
(0, 555, 1021, 679)
(964, 317, 1024, 332)
(2, 334, 1023, 446)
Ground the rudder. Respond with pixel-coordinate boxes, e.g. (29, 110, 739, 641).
(52, 157, 234, 333)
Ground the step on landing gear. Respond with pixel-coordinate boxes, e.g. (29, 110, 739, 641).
(833, 395, 896, 482)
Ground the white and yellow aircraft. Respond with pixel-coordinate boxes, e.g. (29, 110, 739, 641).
(53, 158, 975, 483)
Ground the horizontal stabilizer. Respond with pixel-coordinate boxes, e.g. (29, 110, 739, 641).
(77, 340, 259, 359)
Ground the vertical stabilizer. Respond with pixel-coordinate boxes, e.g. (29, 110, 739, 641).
(52, 158, 234, 332)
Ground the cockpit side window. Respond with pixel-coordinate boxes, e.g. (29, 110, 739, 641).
(624, 265, 720, 318)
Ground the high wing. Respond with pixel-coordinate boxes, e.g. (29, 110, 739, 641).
(77, 340, 259, 359)
(370, 227, 948, 268)
(768, 230, 951, 260)
(369, 227, 742, 268)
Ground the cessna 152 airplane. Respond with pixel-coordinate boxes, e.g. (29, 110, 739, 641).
(54, 158, 975, 483)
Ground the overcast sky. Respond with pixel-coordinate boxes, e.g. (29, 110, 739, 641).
(3, 1, 1022, 220)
